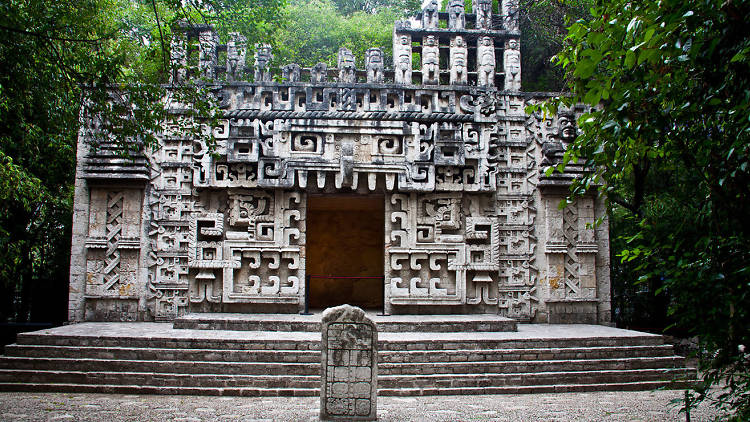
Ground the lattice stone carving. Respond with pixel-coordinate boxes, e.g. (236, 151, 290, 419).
(85, 189, 142, 300)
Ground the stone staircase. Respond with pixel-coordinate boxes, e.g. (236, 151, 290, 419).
(0, 316, 696, 396)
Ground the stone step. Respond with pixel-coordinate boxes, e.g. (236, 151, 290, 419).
(0, 369, 320, 389)
(379, 345, 676, 362)
(0, 380, 694, 397)
(0, 367, 694, 391)
(0, 357, 319, 376)
(379, 368, 696, 389)
(15, 333, 322, 351)
(5, 343, 675, 363)
(4, 344, 320, 363)
(0, 354, 684, 377)
(1, 322, 691, 397)
(0, 382, 319, 397)
(378, 380, 695, 396)
(16, 332, 664, 351)
(379, 356, 686, 375)
(379, 336, 666, 350)
(172, 313, 518, 333)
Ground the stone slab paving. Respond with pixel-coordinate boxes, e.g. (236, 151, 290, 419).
(176, 312, 516, 324)
(23, 322, 660, 343)
(0, 390, 724, 421)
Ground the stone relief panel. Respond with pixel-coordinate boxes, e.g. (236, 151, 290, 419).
(526, 102, 609, 323)
(145, 128, 309, 317)
(385, 191, 538, 318)
(84, 189, 143, 300)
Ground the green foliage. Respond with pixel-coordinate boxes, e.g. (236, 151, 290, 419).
(530, 0, 750, 417)
(0, 0, 283, 324)
(519, 0, 592, 91)
(272, 0, 418, 69)
(332, 0, 420, 15)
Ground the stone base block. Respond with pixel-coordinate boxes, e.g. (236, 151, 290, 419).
(84, 298, 140, 322)
(546, 300, 599, 324)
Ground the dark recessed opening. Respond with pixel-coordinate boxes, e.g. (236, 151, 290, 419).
(306, 195, 384, 310)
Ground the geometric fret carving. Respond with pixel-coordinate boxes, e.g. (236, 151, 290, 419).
(103, 191, 124, 291)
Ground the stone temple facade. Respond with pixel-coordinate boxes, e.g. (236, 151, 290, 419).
(68, 0, 610, 324)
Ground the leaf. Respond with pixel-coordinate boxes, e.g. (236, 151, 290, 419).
(625, 50, 636, 68)
(644, 28, 656, 42)
(584, 88, 602, 105)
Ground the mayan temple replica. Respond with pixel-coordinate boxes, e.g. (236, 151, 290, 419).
(68, 0, 611, 325)
(1, 0, 697, 399)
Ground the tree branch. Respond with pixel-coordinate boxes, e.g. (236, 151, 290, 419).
(150, 0, 169, 74)
(0, 24, 113, 43)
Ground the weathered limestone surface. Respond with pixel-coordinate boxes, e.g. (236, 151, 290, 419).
(320, 305, 377, 420)
(69, 2, 610, 325)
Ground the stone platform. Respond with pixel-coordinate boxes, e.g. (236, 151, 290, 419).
(0, 320, 696, 396)
(173, 312, 518, 332)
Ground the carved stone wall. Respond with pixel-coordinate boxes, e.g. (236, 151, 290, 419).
(69, 1, 610, 324)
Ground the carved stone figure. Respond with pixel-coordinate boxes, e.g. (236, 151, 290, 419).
(477, 36, 495, 87)
(504, 39, 521, 90)
(422, 0, 439, 29)
(226, 33, 247, 82)
(394, 33, 412, 84)
(450, 36, 468, 85)
(473, 0, 493, 30)
(422, 35, 439, 85)
(541, 140, 564, 165)
(448, 0, 465, 30)
(311, 62, 328, 83)
(198, 30, 218, 80)
(282, 63, 301, 82)
(338, 48, 356, 83)
(254, 44, 273, 82)
(558, 110, 577, 145)
(365, 48, 384, 83)
(169, 33, 187, 84)
(502, 0, 520, 31)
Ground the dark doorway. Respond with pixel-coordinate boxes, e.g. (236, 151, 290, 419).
(306, 195, 384, 310)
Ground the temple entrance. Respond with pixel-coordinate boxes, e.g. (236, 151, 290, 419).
(306, 195, 384, 310)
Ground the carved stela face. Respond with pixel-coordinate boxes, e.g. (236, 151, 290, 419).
(368, 50, 383, 64)
(558, 115, 577, 143)
(256, 47, 271, 65)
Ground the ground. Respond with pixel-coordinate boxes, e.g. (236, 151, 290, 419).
(0, 390, 724, 421)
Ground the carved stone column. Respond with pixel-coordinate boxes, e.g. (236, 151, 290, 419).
(421, 35, 440, 85)
(477, 36, 496, 87)
(169, 32, 187, 84)
(393, 22, 412, 84)
(226, 33, 247, 82)
(198, 29, 218, 80)
(504, 38, 521, 91)
(450, 36, 468, 85)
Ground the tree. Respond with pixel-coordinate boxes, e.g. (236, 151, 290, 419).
(272, 0, 417, 69)
(519, 0, 592, 92)
(332, 0, 420, 15)
(0, 0, 284, 325)
(532, 0, 750, 417)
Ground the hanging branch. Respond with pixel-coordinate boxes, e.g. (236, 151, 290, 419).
(151, 0, 169, 74)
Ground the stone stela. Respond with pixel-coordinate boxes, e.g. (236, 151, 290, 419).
(321, 305, 377, 420)
(68, 0, 611, 325)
